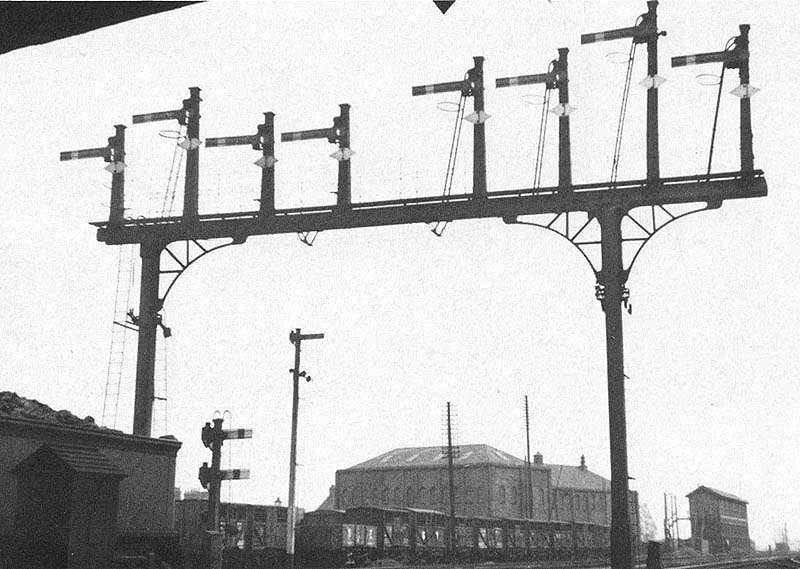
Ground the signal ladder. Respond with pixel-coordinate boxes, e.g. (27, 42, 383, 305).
(101, 244, 170, 435)
(152, 328, 169, 436)
(102, 244, 138, 429)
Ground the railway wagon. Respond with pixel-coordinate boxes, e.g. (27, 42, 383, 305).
(174, 499, 287, 569)
(459, 516, 505, 562)
(346, 507, 410, 562)
(405, 508, 448, 563)
(295, 506, 612, 566)
(296, 509, 348, 567)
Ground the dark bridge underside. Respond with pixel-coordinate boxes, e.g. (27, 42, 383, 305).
(94, 170, 766, 245)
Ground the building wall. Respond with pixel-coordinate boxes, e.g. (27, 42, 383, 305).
(550, 487, 612, 525)
(688, 491, 749, 553)
(0, 418, 181, 539)
(336, 465, 488, 516)
(335, 462, 634, 533)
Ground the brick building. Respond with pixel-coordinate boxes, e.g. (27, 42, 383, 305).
(0, 392, 182, 568)
(331, 444, 637, 535)
(687, 486, 750, 553)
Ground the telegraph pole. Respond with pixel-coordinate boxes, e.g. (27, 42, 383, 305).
(525, 396, 534, 518)
(287, 328, 324, 569)
(444, 402, 458, 563)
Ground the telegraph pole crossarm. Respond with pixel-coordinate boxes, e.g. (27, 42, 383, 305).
(286, 328, 324, 569)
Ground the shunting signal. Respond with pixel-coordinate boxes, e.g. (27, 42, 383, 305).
(282, 104, 352, 210)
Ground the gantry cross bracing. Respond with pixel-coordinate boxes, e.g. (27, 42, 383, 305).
(61, 4, 767, 569)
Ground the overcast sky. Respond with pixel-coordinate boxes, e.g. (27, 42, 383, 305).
(1, 0, 798, 549)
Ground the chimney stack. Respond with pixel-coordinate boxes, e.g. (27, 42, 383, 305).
(533, 452, 543, 465)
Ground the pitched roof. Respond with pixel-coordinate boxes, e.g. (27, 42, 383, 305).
(14, 443, 127, 477)
(343, 445, 611, 491)
(317, 485, 337, 510)
(345, 444, 526, 470)
(0, 391, 115, 431)
(686, 485, 747, 503)
(544, 464, 611, 492)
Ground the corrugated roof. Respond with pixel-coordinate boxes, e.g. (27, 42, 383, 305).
(347, 445, 527, 469)
(15, 443, 127, 477)
(0, 391, 116, 431)
(686, 485, 747, 504)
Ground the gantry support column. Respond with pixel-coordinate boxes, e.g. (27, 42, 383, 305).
(598, 206, 632, 569)
(132, 240, 163, 436)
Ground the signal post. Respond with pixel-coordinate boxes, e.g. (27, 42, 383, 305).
(199, 417, 252, 565)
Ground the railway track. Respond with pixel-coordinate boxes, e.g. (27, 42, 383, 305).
(668, 555, 800, 569)
(353, 554, 800, 569)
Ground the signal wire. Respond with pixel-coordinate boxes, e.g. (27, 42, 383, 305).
(533, 87, 553, 190)
(431, 73, 469, 237)
(706, 36, 736, 176)
(161, 126, 187, 217)
(610, 40, 638, 187)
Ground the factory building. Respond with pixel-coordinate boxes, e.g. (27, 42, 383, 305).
(687, 486, 750, 553)
(0, 392, 181, 568)
(331, 444, 637, 535)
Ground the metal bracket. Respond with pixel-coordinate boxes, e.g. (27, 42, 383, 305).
(507, 200, 716, 304)
(159, 238, 243, 303)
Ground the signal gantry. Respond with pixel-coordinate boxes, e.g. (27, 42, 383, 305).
(60, 5, 766, 569)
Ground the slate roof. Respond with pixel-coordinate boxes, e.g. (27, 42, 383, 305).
(545, 463, 611, 492)
(14, 443, 127, 477)
(0, 391, 113, 431)
(686, 485, 747, 504)
(343, 445, 611, 492)
(346, 444, 526, 469)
